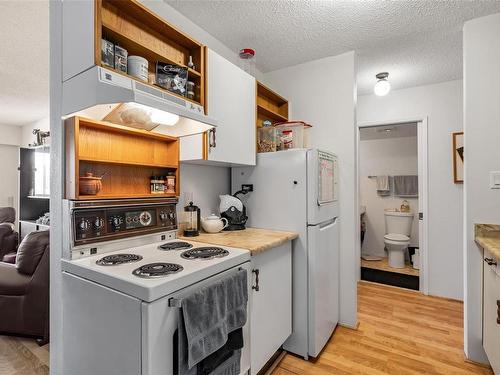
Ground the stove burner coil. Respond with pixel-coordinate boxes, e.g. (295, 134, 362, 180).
(181, 247, 229, 260)
(96, 254, 143, 266)
(158, 241, 193, 251)
(132, 263, 183, 278)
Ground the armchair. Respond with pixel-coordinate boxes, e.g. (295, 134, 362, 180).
(0, 230, 49, 344)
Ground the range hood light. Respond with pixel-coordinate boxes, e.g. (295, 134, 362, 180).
(104, 102, 181, 131)
(150, 109, 179, 126)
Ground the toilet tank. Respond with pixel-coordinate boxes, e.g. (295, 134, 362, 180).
(384, 211, 414, 236)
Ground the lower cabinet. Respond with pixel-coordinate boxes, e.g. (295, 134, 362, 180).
(483, 248, 500, 373)
(250, 242, 292, 375)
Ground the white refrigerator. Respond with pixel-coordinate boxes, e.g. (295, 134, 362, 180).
(232, 148, 339, 359)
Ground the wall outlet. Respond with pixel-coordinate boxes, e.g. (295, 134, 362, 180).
(242, 184, 253, 192)
(490, 171, 500, 189)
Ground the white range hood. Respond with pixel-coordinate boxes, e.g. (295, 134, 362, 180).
(62, 66, 217, 137)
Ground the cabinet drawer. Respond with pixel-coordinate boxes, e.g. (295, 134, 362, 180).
(483, 249, 500, 373)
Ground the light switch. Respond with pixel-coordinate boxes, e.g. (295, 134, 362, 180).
(490, 171, 500, 189)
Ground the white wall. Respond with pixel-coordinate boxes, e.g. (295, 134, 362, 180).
(263, 52, 358, 328)
(357, 80, 463, 300)
(0, 145, 20, 222)
(176, 163, 231, 221)
(0, 126, 21, 223)
(0, 123, 22, 146)
(360, 136, 418, 257)
(463, 13, 500, 364)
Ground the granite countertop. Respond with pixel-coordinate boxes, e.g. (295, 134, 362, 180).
(180, 227, 298, 255)
(475, 224, 500, 260)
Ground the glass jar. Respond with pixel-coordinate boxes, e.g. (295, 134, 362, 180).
(258, 127, 277, 153)
(166, 173, 176, 194)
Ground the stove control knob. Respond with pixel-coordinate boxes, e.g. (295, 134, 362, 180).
(79, 219, 90, 231)
(94, 218, 104, 229)
(168, 212, 176, 220)
(111, 216, 123, 228)
(159, 212, 167, 221)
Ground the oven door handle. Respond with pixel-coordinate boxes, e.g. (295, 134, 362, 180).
(168, 297, 182, 308)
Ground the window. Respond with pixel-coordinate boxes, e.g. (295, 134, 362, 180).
(33, 148, 50, 197)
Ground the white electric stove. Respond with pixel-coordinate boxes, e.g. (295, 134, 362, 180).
(62, 236, 250, 302)
(61, 198, 251, 375)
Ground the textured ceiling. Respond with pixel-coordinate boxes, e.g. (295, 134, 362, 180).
(0, 1, 49, 126)
(166, 0, 500, 94)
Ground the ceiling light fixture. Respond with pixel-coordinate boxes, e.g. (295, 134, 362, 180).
(374, 72, 391, 96)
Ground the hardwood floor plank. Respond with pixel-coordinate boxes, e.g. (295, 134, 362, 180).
(272, 282, 492, 375)
(0, 336, 49, 375)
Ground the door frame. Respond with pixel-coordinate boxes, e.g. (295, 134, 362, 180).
(356, 117, 429, 295)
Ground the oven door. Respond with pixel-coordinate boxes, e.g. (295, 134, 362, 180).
(141, 262, 251, 375)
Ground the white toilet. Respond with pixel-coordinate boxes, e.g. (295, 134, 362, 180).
(384, 211, 414, 268)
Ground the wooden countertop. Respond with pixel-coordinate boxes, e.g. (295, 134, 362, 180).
(180, 227, 298, 255)
(475, 223, 500, 260)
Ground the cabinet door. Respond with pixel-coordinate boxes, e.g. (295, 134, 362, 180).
(180, 133, 205, 161)
(250, 243, 292, 375)
(483, 249, 500, 373)
(207, 49, 256, 166)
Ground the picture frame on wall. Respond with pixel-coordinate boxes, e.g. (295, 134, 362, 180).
(452, 132, 464, 183)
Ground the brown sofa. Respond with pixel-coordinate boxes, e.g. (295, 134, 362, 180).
(0, 230, 49, 344)
(0, 207, 18, 261)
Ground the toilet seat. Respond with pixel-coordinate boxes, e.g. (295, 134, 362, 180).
(384, 233, 409, 244)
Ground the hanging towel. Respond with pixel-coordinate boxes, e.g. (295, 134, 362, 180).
(181, 269, 248, 370)
(197, 329, 243, 375)
(375, 175, 391, 196)
(393, 175, 418, 197)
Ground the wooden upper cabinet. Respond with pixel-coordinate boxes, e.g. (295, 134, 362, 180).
(65, 116, 180, 200)
(62, 0, 206, 110)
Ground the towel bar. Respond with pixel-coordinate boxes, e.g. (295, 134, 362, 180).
(168, 297, 182, 308)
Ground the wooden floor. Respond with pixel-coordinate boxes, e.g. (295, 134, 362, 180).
(361, 257, 419, 277)
(0, 336, 49, 375)
(272, 281, 492, 375)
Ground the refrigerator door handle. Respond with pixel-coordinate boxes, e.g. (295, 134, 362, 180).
(317, 198, 334, 207)
(318, 217, 337, 229)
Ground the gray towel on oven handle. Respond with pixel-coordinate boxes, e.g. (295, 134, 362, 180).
(208, 349, 241, 375)
(181, 269, 248, 370)
(393, 175, 418, 197)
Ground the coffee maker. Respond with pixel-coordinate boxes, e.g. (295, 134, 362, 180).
(183, 193, 200, 237)
(219, 186, 252, 231)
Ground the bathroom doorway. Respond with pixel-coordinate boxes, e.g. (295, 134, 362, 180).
(357, 119, 428, 293)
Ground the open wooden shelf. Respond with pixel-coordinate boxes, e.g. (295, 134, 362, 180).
(65, 116, 180, 200)
(256, 81, 289, 127)
(74, 193, 178, 201)
(96, 0, 206, 107)
(256, 104, 288, 123)
(256, 81, 290, 153)
(78, 157, 178, 169)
